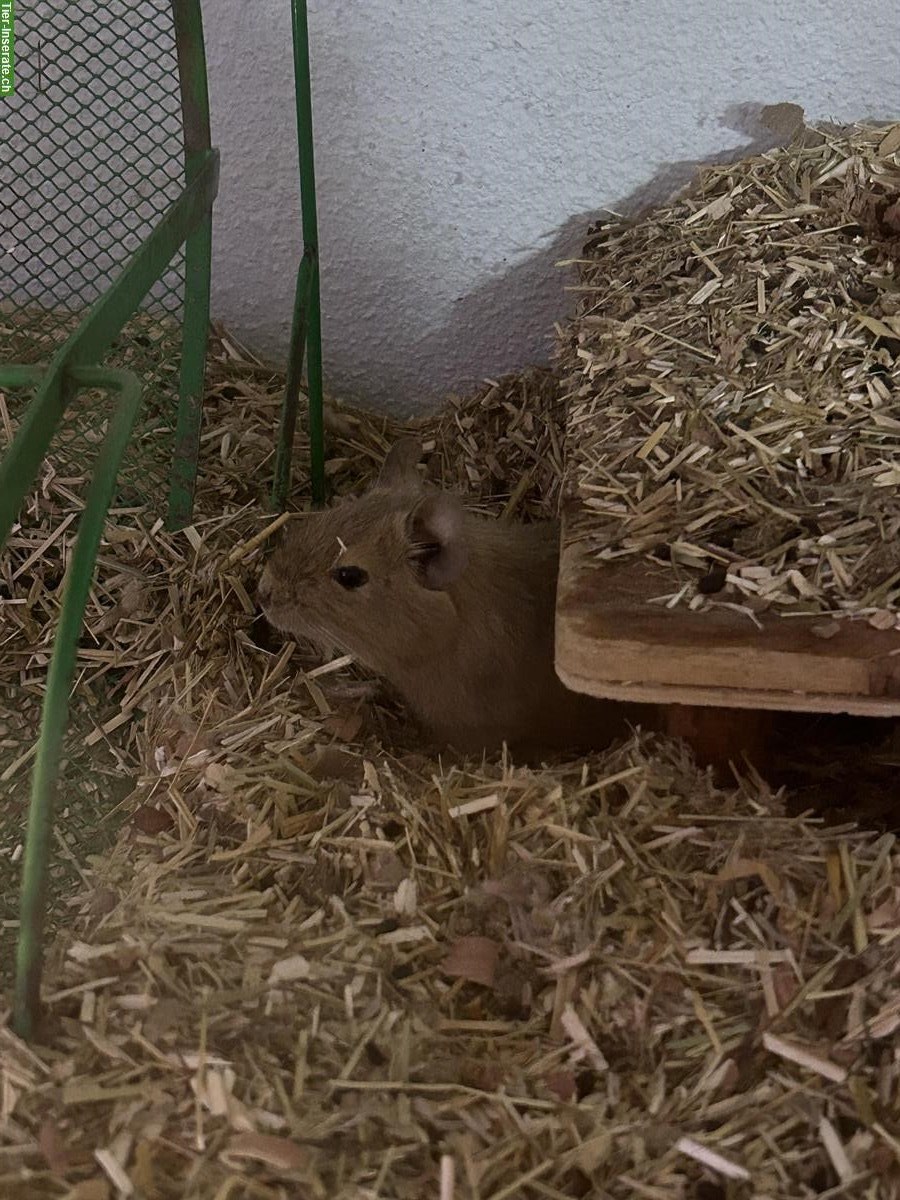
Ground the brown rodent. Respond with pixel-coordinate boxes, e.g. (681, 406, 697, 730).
(257, 438, 654, 756)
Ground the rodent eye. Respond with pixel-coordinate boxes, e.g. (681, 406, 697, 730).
(332, 565, 369, 590)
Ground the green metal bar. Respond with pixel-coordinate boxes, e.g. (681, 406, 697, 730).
(271, 252, 315, 511)
(285, 0, 325, 508)
(306, 265, 325, 508)
(167, 0, 215, 530)
(0, 149, 219, 555)
(12, 367, 143, 1041)
(0, 367, 43, 389)
(292, 0, 319, 253)
(0, 370, 74, 555)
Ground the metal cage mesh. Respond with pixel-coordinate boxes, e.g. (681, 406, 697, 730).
(0, 0, 190, 975)
(1, 0, 186, 499)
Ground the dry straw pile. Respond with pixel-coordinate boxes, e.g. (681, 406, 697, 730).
(1, 134, 900, 1197)
(562, 121, 900, 629)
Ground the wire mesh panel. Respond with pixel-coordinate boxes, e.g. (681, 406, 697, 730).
(0, 1, 192, 982)
(1, 0, 187, 501)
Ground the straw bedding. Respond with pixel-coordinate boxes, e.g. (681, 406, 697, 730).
(2, 135, 900, 1196)
(561, 121, 900, 628)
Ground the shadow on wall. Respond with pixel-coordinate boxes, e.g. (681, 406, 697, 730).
(384, 102, 805, 417)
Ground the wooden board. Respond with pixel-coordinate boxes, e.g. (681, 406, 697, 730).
(556, 522, 900, 717)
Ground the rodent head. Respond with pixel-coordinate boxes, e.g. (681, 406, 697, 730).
(256, 439, 471, 675)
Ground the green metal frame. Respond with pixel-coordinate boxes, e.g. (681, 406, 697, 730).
(272, 0, 326, 510)
(3, 0, 327, 1040)
(0, 0, 219, 1039)
(7, 367, 143, 1036)
(0, 150, 219, 549)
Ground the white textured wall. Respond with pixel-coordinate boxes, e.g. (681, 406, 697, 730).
(205, 0, 897, 415)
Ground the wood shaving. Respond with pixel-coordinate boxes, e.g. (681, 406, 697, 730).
(562, 121, 900, 624)
(1, 311, 899, 1196)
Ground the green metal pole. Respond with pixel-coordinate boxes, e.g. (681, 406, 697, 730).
(13, 368, 143, 1040)
(272, 252, 315, 511)
(306, 264, 325, 506)
(0, 367, 46, 390)
(168, 0, 215, 530)
(284, 0, 325, 508)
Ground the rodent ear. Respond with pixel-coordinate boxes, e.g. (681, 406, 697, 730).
(407, 491, 468, 590)
(377, 437, 423, 490)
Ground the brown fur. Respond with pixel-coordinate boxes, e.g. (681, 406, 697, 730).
(257, 440, 654, 756)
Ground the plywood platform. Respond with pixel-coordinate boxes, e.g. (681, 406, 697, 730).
(556, 514, 900, 717)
